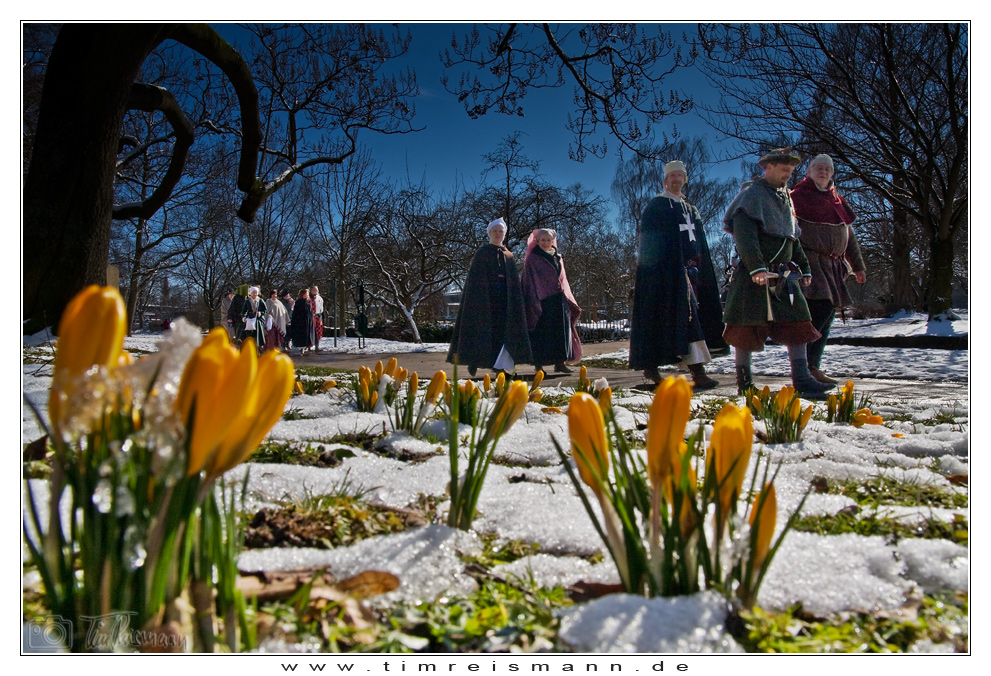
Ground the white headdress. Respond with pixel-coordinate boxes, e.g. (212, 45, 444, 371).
(487, 217, 507, 233)
(663, 160, 688, 181)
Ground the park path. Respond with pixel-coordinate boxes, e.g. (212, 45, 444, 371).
(292, 340, 968, 405)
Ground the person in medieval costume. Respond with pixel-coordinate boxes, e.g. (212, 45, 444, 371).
(721, 147, 834, 399)
(291, 288, 313, 356)
(521, 228, 583, 374)
(792, 154, 867, 384)
(227, 284, 249, 344)
(281, 290, 295, 348)
(266, 288, 289, 352)
(238, 285, 267, 351)
(447, 217, 533, 377)
(628, 160, 723, 390)
(221, 290, 235, 340)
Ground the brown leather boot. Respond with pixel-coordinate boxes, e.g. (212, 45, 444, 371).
(810, 367, 838, 384)
(688, 363, 719, 391)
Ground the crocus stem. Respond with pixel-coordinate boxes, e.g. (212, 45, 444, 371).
(597, 494, 630, 591)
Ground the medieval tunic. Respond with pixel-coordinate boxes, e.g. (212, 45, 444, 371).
(791, 176, 865, 369)
(447, 243, 533, 370)
(239, 296, 267, 349)
(266, 296, 289, 351)
(791, 177, 864, 307)
(629, 191, 725, 370)
(522, 246, 583, 366)
(721, 178, 821, 352)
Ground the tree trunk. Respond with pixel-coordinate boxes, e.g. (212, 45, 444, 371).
(925, 234, 955, 318)
(23, 24, 173, 334)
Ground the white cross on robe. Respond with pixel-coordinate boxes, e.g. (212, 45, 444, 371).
(679, 217, 696, 242)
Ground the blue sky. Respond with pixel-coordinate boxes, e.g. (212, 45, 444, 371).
(213, 22, 738, 223)
(359, 23, 737, 214)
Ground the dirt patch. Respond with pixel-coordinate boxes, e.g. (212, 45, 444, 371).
(244, 502, 428, 550)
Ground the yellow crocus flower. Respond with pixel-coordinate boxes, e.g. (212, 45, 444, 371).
(206, 349, 294, 479)
(789, 398, 802, 423)
(529, 388, 543, 403)
(409, 372, 419, 396)
(867, 414, 884, 425)
(748, 483, 777, 573)
(49, 285, 128, 434)
(799, 405, 813, 430)
(532, 369, 544, 390)
(852, 407, 873, 428)
(488, 380, 530, 436)
(775, 387, 792, 415)
(579, 365, 588, 385)
(177, 329, 256, 476)
(425, 371, 447, 404)
(708, 402, 754, 523)
(293, 381, 304, 395)
(483, 373, 491, 392)
(567, 392, 609, 496)
(597, 387, 612, 413)
(645, 376, 692, 491)
(495, 371, 506, 394)
(384, 357, 398, 377)
(374, 360, 384, 378)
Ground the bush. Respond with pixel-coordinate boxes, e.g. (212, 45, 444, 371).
(418, 321, 454, 344)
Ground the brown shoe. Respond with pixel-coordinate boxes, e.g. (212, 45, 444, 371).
(642, 368, 661, 385)
(810, 367, 838, 384)
(688, 363, 719, 391)
(555, 362, 574, 374)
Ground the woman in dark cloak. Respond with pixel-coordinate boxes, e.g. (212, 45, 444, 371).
(290, 288, 314, 356)
(521, 228, 583, 374)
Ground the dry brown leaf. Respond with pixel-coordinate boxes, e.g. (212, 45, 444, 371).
(336, 570, 401, 599)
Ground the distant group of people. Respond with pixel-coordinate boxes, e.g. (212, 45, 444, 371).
(447, 145, 865, 400)
(222, 284, 328, 356)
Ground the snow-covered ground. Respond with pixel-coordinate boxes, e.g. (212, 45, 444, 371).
(20, 311, 970, 654)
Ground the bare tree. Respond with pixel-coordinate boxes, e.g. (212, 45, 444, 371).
(697, 22, 967, 317)
(361, 183, 460, 342)
(309, 147, 387, 336)
(442, 23, 696, 161)
(23, 23, 419, 333)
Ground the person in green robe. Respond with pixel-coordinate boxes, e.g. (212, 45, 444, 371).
(721, 147, 834, 399)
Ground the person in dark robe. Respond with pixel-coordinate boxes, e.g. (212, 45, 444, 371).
(238, 285, 267, 351)
(792, 154, 867, 384)
(447, 218, 533, 376)
(628, 160, 723, 390)
(721, 147, 833, 399)
(521, 228, 582, 374)
(290, 288, 313, 356)
(227, 284, 248, 343)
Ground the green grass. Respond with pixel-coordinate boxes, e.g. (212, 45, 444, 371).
(249, 440, 357, 467)
(535, 392, 572, 408)
(821, 475, 968, 510)
(734, 593, 968, 652)
(244, 484, 420, 551)
(293, 365, 353, 378)
(578, 356, 629, 370)
(792, 510, 968, 546)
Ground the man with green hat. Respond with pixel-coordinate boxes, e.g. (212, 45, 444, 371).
(720, 147, 834, 399)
